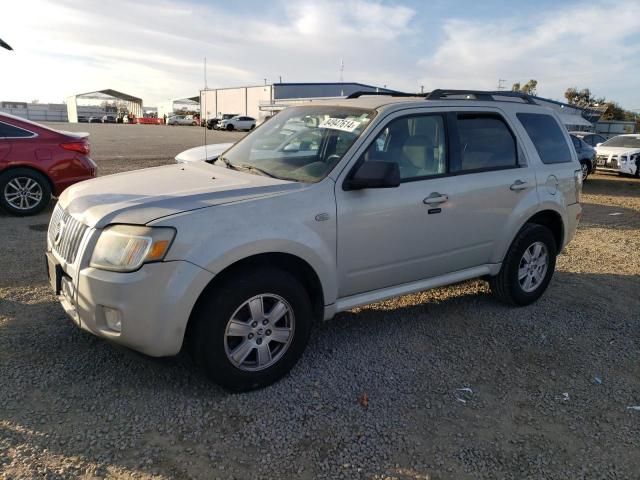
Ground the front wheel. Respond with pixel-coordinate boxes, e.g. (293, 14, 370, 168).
(489, 224, 557, 306)
(188, 268, 313, 391)
(226, 124, 234, 131)
(0, 168, 51, 216)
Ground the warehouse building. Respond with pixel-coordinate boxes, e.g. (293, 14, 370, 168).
(199, 82, 395, 123)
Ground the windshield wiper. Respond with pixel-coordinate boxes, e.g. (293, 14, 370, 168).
(235, 164, 281, 179)
(216, 156, 237, 170)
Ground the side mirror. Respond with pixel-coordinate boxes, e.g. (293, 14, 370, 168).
(346, 161, 400, 190)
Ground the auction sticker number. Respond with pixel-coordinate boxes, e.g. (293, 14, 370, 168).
(319, 117, 361, 133)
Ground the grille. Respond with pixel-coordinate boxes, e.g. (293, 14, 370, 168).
(48, 204, 88, 264)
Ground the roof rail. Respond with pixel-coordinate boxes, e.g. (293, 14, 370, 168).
(425, 89, 537, 105)
(346, 91, 422, 99)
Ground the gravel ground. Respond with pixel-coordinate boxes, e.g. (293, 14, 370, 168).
(1, 124, 639, 479)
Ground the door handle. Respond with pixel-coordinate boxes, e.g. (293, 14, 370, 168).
(510, 180, 529, 191)
(423, 192, 449, 205)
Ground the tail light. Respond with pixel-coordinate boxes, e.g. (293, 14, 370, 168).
(60, 142, 90, 155)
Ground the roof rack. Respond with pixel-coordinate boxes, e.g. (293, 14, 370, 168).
(425, 89, 537, 105)
(346, 91, 423, 99)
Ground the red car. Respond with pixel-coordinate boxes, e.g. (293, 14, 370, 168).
(0, 113, 97, 216)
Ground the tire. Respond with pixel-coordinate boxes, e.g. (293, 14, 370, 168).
(0, 168, 51, 216)
(188, 268, 313, 391)
(489, 223, 557, 306)
(635, 159, 640, 178)
(226, 124, 234, 131)
(580, 161, 589, 181)
(250, 124, 255, 130)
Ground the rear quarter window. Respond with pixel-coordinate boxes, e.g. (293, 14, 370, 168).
(517, 113, 572, 164)
(0, 121, 34, 138)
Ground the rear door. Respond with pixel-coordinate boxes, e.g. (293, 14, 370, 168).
(516, 112, 579, 205)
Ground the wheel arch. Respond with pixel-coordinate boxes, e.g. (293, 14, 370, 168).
(525, 209, 564, 252)
(184, 252, 325, 348)
(0, 164, 55, 196)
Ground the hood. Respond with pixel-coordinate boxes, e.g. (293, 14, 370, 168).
(595, 146, 640, 156)
(58, 162, 300, 228)
(175, 143, 234, 164)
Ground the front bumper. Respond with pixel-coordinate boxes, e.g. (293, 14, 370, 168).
(47, 254, 214, 356)
(619, 161, 638, 176)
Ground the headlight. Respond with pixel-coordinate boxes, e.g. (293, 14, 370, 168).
(90, 225, 175, 272)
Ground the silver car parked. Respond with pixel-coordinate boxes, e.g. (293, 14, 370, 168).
(46, 90, 582, 391)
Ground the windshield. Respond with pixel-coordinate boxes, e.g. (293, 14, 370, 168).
(601, 136, 640, 148)
(219, 105, 375, 182)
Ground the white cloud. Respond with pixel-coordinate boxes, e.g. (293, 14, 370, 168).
(418, 1, 640, 104)
(0, 0, 418, 105)
(0, 0, 638, 107)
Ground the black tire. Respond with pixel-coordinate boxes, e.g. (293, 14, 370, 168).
(489, 223, 557, 306)
(250, 124, 255, 130)
(580, 161, 589, 181)
(188, 268, 313, 391)
(226, 124, 234, 131)
(635, 158, 640, 178)
(0, 168, 51, 216)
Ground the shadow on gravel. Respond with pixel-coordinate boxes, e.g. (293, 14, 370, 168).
(580, 202, 640, 230)
(583, 173, 639, 197)
(2, 270, 640, 478)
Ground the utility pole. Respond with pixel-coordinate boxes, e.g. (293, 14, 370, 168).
(340, 59, 344, 83)
(420, 85, 424, 94)
(497, 79, 506, 90)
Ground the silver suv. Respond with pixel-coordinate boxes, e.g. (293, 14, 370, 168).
(46, 90, 583, 391)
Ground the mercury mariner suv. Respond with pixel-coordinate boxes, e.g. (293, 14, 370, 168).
(46, 90, 583, 391)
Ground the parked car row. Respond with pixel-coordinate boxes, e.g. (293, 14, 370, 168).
(167, 115, 198, 126)
(206, 114, 256, 131)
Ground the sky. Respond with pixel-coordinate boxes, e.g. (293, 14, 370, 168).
(1, 0, 639, 109)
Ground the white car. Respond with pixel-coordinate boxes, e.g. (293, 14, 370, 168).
(220, 116, 256, 131)
(46, 90, 582, 391)
(594, 134, 640, 176)
(175, 143, 234, 164)
(168, 115, 198, 126)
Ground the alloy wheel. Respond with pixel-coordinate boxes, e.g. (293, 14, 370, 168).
(224, 294, 295, 371)
(3, 176, 43, 210)
(518, 241, 549, 293)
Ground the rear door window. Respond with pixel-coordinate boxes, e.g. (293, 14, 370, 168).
(517, 113, 572, 164)
(452, 114, 518, 172)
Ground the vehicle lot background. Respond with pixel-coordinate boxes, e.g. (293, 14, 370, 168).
(1, 123, 639, 479)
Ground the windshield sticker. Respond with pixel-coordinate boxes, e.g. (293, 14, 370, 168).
(318, 117, 361, 133)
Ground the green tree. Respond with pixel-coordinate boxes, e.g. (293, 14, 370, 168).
(512, 79, 537, 96)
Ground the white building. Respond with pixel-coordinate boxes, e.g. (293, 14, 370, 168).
(200, 82, 395, 122)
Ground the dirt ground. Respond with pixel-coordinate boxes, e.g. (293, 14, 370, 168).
(1, 124, 639, 479)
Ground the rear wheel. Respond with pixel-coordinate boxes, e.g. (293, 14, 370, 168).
(188, 268, 313, 391)
(0, 168, 51, 216)
(580, 161, 589, 181)
(489, 224, 557, 306)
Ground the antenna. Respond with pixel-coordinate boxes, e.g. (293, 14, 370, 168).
(203, 57, 208, 160)
(497, 79, 506, 90)
(340, 59, 344, 83)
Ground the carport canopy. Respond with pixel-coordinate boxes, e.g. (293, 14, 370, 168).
(557, 113, 592, 127)
(66, 89, 143, 123)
